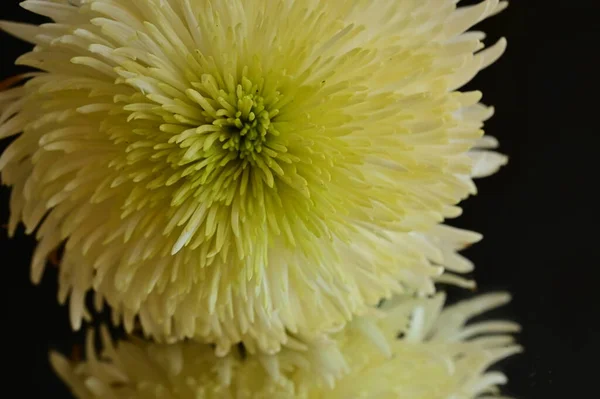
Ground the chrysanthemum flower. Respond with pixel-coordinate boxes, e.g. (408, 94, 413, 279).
(0, 0, 508, 353)
(51, 293, 520, 398)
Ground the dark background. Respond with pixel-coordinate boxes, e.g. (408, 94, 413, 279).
(1, 1, 597, 398)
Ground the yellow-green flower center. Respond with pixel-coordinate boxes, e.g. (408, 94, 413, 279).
(162, 71, 294, 198)
(199, 77, 279, 163)
(216, 87, 276, 160)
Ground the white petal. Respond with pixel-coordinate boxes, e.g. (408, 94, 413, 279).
(470, 150, 508, 178)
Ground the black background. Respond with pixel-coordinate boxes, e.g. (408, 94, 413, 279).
(1, 1, 598, 398)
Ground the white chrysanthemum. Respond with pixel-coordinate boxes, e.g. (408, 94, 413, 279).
(0, 0, 508, 353)
(51, 293, 520, 398)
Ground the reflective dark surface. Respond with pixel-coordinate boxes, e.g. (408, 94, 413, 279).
(2, 1, 597, 397)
